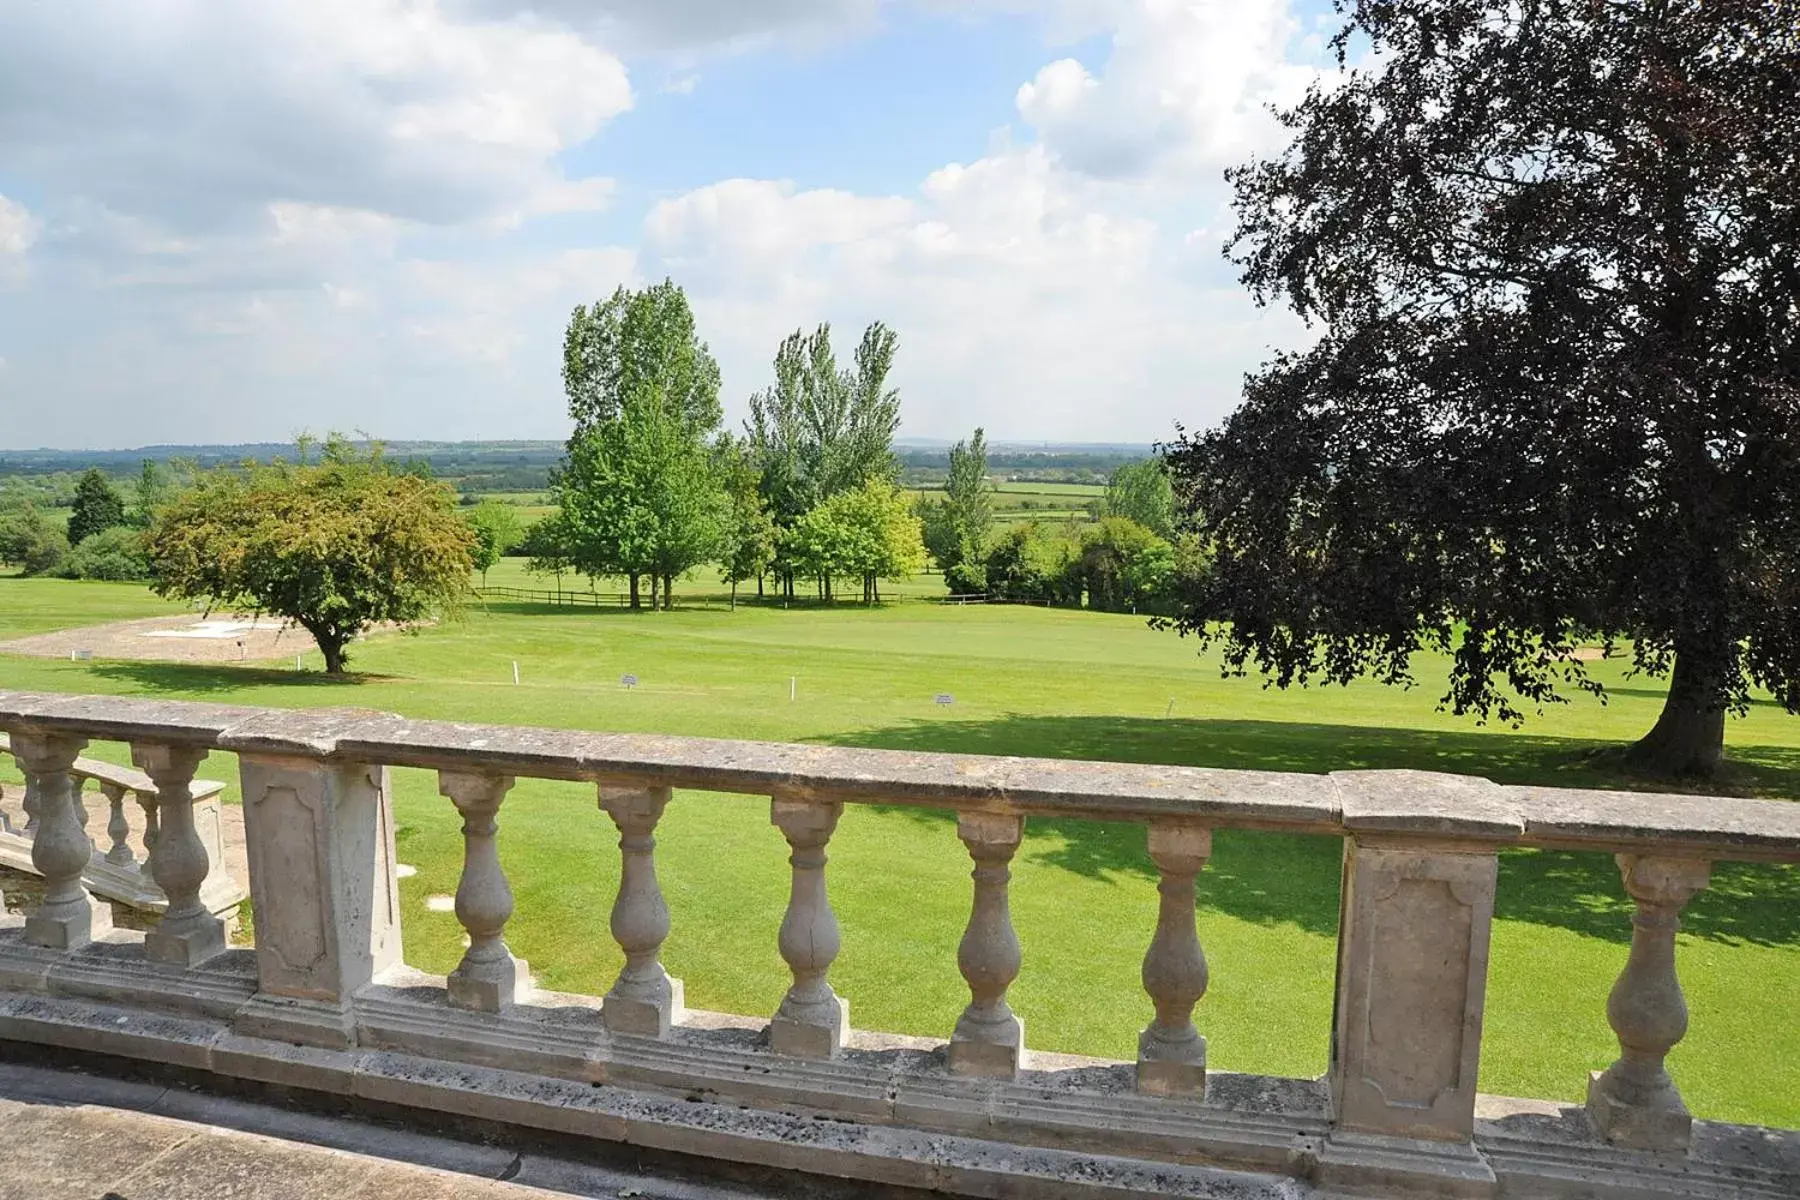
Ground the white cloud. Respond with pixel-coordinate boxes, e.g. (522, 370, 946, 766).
(0, 0, 1328, 447)
(1016, 0, 1319, 180)
(642, 144, 1303, 441)
(0, 1, 632, 235)
(0, 196, 39, 256)
(455, 0, 882, 52)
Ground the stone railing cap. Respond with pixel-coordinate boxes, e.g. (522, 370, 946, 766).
(4, 690, 1799, 860)
(1332, 770, 1526, 838)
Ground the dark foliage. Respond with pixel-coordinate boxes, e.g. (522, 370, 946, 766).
(1166, 0, 1800, 775)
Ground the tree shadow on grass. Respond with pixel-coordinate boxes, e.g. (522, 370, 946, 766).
(84, 661, 393, 695)
(827, 714, 1800, 948)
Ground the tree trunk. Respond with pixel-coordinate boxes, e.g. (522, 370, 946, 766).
(648, 573, 659, 610)
(629, 573, 640, 610)
(316, 632, 346, 676)
(662, 573, 673, 610)
(731, 580, 738, 611)
(1625, 650, 1726, 776)
(757, 574, 764, 598)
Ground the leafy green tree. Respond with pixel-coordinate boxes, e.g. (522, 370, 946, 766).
(747, 322, 903, 599)
(1103, 459, 1174, 539)
(784, 479, 925, 603)
(130, 460, 168, 528)
(923, 426, 995, 589)
(560, 381, 725, 610)
(0, 506, 69, 577)
(1166, 0, 1800, 776)
(715, 435, 778, 609)
(145, 437, 474, 674)
(520, 512, 576, 598)
(67, 468, 126, 545)
(63, 526, 152, 581)
(1076, 517, 1174, 613)
(465, 501, 523, 586)
(984, 522, 1082, 607)
(564, 279, 723, 436)
(557, 281, 725, 609)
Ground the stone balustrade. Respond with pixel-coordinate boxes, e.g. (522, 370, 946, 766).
(0, 730, 245, 917)
(0, 690, 1795, 1199)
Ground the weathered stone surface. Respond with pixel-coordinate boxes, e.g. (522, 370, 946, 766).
(1334, 770, 1524, 839)
(7, 690, 1800, 861)
(237, 754, 401, 1038)
(1331, 837, 1496, 1143)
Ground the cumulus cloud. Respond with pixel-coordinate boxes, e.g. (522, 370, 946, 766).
(453, 0, 881, 52)
(0, 196, 38, 256)
(0, 0, 630, 235)
(1016, 0, 1320, 180)
(642, 146, 1303, 440)
(0, 0, 1327, 446)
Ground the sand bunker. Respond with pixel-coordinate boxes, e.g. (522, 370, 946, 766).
(3, 613, 317, 664)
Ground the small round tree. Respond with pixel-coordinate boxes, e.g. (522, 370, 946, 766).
(146, 438, 475, 674)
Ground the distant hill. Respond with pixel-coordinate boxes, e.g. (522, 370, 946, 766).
(0, 438, 1157, 493)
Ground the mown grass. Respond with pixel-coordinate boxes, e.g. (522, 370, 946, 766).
(0, 564, 1795, 1127)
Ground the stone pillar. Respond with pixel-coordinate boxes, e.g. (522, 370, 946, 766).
(234, 754, 402, 1047)
(102, 783, 134, 866)
(599, 785, 683, 1037)
(1137, 822, 1211, 1096)
(439, 771, 528, 1012)
(1321, 836, 1498, 1196)
(15, 731, 111, 950)
(949, 810, 1026, 1078)
(131, 743, 226, 967)
(1587, 854, 1711, 1152)
(770, 796, 847, 1058)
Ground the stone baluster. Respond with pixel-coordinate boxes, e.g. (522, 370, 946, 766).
(102, 782, 135, 866)
(136, 790, 161, 873)
(1587, 854, 1711, 1151)
(439, 771, 527, 1012)
(1137, 822, 1211, 1096)
(22, 771, 41, 837)
(949, 810, 1026, 1078)
(131, 744, 226, 966)
(14, 731, 111, 949)
(599, 785, 684, 1036)
(770, 796, 847, 1058)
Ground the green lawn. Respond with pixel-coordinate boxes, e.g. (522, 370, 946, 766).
(0, 567, 1795, 1127)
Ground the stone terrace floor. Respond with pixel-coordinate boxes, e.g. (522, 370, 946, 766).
(0, 1061, 808, 1200)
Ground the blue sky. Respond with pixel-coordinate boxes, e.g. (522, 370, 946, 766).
(0, 1, 1335, 449)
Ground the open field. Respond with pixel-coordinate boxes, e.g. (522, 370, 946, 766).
(1, 565, 1795, 1127)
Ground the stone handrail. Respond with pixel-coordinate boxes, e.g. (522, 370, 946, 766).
(0, 688, 1795, 1199)
(0, 730, 244, 916)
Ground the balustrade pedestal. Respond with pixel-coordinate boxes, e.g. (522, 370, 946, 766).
(1587, 854, 1710, 1152)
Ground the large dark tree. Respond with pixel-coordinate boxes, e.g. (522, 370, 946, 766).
(1165, 0, 1800, 776)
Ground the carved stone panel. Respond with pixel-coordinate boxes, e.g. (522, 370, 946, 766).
(1331, 839, 1497, 1142)
(239, 755, 399, 1005)
(241, 769, 335, 999)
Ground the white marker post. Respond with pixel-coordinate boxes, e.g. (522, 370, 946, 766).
(512, 661, 520, 686)
(790, 677, 797, 702)
(295, 655, 303, 672)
